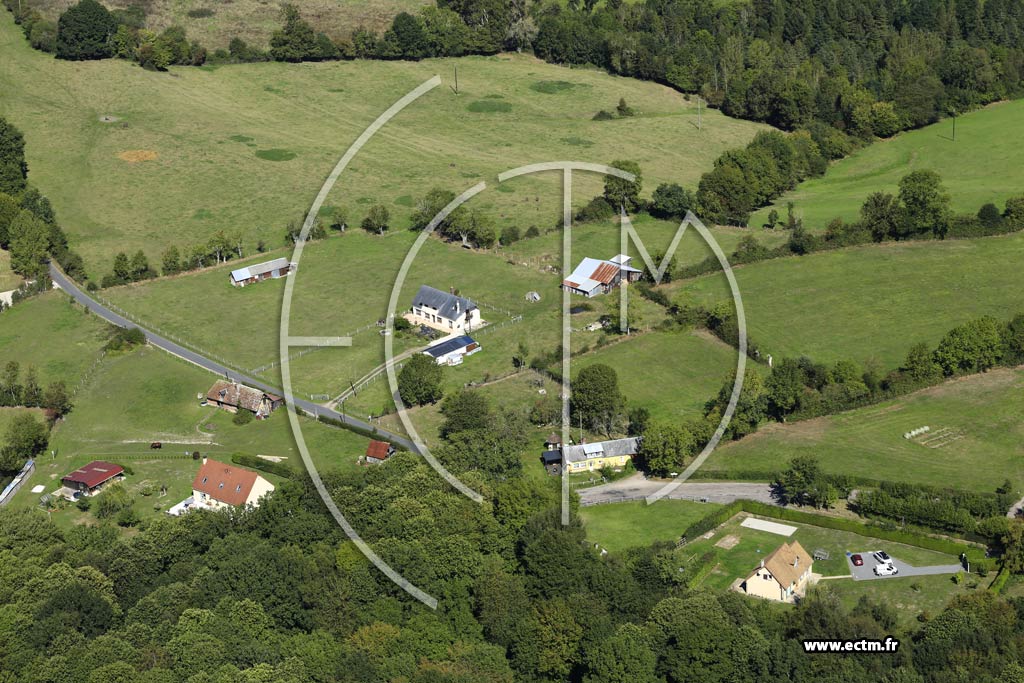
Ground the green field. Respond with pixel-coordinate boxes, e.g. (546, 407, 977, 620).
(753, 99, 1024, 230)
(0, 290, 109, 386)
(0, 13, 770, 278)
(571, 329, 741, 423)
(11, 345, 372, 529)
(0, 249, 22, 292)
(704, 367, 1024, 492)
(26, 0, 430, 50)
(674, 232, 1024, 368)
(579, 499, 721, 553)
(103, 210, 751, 405)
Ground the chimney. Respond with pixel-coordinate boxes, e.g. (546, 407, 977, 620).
(455, 300, 460, 313)
(759, 559, 764, 569)
(202, 455, 208, 465)
(793, 556, 799, 568)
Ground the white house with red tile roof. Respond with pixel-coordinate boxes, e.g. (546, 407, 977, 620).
(168, 458, 274, 515)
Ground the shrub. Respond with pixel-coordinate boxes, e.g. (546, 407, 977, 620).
(231, 452, 293, 479)
(186, 8, 215, 18)
(499, 225, 520, 246)
(525, 225, 541, 239)
(76, 497, 91, 511)
(232, 410, 254, 426)
(116, 506, 140, 527)
(592, 110, 614, 121)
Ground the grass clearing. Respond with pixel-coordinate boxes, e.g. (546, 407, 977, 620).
(571, 329, 741, 422)
(0, 291, 109, 386)
(753, 100, 1024, 230)
(580, 499, 722, 553)
(704, 367, 1024, 492)
(0, 249, 22, 292)
(674, 232, 1024, 368)
(0, 13, 770, 277)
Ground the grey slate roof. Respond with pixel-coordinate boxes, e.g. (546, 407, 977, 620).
(562, 437, 641, 464)
(413, 285, 477, 321)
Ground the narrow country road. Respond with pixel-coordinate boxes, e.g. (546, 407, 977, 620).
(49, 264, 419, 453)
(578, 473, 777, 506)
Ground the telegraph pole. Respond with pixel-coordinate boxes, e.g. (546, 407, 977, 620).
(697, 96, 702, 131)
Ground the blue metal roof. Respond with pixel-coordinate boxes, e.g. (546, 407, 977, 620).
(424, 335, 477, 358)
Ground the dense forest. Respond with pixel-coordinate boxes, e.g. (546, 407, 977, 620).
(4, 455, 1024, 683)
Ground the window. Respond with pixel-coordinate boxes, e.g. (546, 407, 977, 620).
(236, 485, 242, 492)
(202, 477, 208, 484)
(218, 483, 224, 489)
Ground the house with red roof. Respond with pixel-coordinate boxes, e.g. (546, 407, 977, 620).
(167, 458, 275, 515)
(364, 440, 395, 465)
(61, 461, 124, 497)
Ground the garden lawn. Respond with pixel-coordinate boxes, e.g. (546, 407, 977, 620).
(752, 99, 1024, 230)
(0, 13, 769, 278)
(0, 291, 109, 386)
(673, 232, 1024, 368)
(824, 573, 982, 629)
(580, 499, 722, 553)
(703, 367, 1024, 492)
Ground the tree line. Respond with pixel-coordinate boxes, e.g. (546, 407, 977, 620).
(0, 117, 85, 283)
(6, 441, 1024, 681)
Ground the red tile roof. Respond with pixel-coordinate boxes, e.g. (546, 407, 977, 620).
(366, 440, 393, 460)
(192, 459, 261, 506)
(62, 461, 124, 489)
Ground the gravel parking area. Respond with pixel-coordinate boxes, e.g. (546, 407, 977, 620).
(846, 552, 963, 581)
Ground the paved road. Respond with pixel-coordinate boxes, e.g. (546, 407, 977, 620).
(578, 473, 777, 506)
(49, 264, 419, 453)
(845, 553, 963, 581)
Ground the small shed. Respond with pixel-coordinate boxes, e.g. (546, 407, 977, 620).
(525, 291, 541, 303)
(544, 433, 562, 450)
(541, 450, 562, 466)
(365, 440, 395, 464)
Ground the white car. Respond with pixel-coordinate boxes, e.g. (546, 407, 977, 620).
(874, 562, 899, 577)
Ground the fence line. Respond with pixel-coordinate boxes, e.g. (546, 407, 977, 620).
(249, 320, 380, 375)
(0, 459, 34, 506)
(70, 350, 107, 399)
(94, 294, 249, 375)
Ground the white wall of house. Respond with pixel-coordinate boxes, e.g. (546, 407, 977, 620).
(244, 476, 275, 507)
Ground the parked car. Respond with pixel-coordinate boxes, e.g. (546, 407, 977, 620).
(874, 563, 899, 577)
(851, 554, 864, 567)
(872, 550, 892, 564)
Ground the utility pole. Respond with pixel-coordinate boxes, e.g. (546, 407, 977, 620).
(452, 66, 459, 95)
(697, 96, 702, 131)
(952, 115, 956, 142)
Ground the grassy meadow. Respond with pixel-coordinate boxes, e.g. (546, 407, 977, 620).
(704, 367, 1024, 492)
(579, 499, 721, 553)
(0, 12, 770, 279)
(752, 99, 1024, 230)
(673, 232, 1024, 369)
(0, 290, 110, 386)
(11, 345, 372, 530)
(571, 329, 740, 423)
(0, 249, 22, 292)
